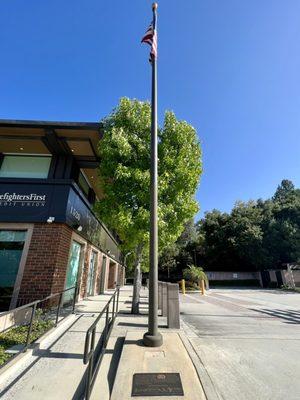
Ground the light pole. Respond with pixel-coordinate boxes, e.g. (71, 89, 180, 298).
(124, 251, 133, 268)
(123, 251, 133, 286)
(143, 2, 163, 347)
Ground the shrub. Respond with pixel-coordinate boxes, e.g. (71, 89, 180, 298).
(0, 312, 54, 366)
(183, 265, 208, 285)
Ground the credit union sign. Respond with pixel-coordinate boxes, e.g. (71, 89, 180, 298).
(0, 181, 120, 260)
(0, 192, 47, 206)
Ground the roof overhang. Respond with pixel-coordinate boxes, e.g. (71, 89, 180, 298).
(0, 119, 102, 164)
(0, 119, 104, 198)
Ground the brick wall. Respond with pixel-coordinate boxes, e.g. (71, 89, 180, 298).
(95, 252, 104, 295)
(103, 257, 110, 291)
(79, 243, 91, 299)
(108, 262, 117, 289)
(19, 223, 73, 301)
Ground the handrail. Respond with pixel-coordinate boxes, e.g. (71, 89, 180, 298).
(83, 286, 120, 400)
(0, 286, 77, 318)
(0, 285, 78, 369)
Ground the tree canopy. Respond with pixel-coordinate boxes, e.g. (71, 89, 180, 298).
(197, 180, 300, 271)
(158, 179, 300, 278)
(95, 97, 202, 272)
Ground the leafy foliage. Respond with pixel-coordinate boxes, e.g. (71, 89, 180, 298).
(158, 219, 199, 280)
(159, 243, 180, 278)
(200, 180, 300, 270)
(0, 311, 54, 366)
(183, 265, 208, 284)
(166, 179, 300, 275)
(95, 98, 202, 270)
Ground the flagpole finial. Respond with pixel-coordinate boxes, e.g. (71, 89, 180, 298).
(152, 3, 158, 11)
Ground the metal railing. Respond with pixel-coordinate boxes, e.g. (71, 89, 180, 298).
(0, 285, 77, 368)
(0, 296, 32, 312)
(83, 286, 120, 400)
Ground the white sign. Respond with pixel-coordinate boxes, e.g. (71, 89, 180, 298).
(0, 192, 47, 207)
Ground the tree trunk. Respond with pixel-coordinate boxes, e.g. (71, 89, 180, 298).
(131, 244, 143, 314)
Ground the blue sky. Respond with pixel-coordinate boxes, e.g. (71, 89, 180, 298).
(1, 1, 300, 220)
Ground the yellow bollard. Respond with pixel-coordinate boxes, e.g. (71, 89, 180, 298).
(181, 279, 186, 295)
(200, 279, 205, 296)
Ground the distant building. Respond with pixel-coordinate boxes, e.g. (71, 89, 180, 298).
(261, 264, 300, 289)
(206, 267, 300, 288)
(205, 271, 261, 286)
(0, 119, 124, 311)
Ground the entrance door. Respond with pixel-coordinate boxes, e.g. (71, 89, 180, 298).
(87, 251, 97, 296)
(0, 230, 26, 311)
(64, 241, 81, 304)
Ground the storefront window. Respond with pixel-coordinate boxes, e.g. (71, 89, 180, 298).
(78, 171, 90, 196)
(0, 155, 51, 179)
(0, 230, 26, 310)
(64, 241, 82, 304)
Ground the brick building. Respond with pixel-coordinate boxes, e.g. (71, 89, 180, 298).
(0, 120, 125, 311)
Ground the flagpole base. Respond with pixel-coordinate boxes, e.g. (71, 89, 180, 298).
(143, 331, 163, 347)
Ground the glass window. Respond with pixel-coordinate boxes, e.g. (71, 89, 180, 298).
(63, 241, 82, 305)
(0, 156, 51, 179)
(78, 171, 90, 196)
(0, 230, 27, 311)
(0, 230, 26, 242)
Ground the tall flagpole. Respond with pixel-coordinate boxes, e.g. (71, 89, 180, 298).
(143, 2, 163, 347)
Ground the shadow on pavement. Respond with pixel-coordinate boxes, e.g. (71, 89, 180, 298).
(0, 315, 83, 399)
(117, 322, 166, 328)
(250, 308, 300, 324)
(107, 337, 125, 395)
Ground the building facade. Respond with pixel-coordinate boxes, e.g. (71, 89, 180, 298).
(0, 120, 124, 311)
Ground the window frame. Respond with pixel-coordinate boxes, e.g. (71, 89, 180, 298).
(0, 154, 52, 180)
(0, 223, 34, 310)
(78, 170, 91, 196)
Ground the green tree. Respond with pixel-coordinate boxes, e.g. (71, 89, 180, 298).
(158, 219, 199, 280)
(197, 209, 235, 270)
(265, 180, 300, 265)
(176, 219, 198, 248)
(159, 243, 179, 279)
(183, 265, 208, 287)
(273, 179, 295, 203)
(195, 179, 300, 274)
(227, 201, 266, 270)
(95, 98, 202, 313)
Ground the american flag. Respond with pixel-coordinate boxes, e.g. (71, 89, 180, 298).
(141, 21, 157, 62)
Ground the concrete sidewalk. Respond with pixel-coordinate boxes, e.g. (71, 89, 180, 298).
(0, 286, 211, 400)
(90, 287, 208, 400)
(0, 288, 131, 400)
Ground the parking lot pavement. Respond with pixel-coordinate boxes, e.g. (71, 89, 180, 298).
(180, 289, 300, 400)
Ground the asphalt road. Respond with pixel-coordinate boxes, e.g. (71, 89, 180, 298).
(180, 288, 300, 400)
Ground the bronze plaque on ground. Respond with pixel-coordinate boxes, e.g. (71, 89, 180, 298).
(132, 373, 184, 397)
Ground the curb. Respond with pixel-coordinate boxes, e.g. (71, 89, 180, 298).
(179, 320, 221, 400)
(180, 290, 211, 294)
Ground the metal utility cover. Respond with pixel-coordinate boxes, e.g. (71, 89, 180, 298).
(132, 373, 184, 397)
